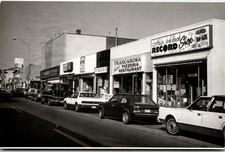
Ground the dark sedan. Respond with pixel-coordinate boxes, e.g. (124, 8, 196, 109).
(99, 94, 159, 124)
(12, 87, 25, 97)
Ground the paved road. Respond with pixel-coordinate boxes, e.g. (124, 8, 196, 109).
(0, 93, 224, 149)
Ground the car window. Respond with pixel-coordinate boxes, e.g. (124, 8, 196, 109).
(130, 96, 155, 105)
(189, 98, 210, 111)
(209, 99, 224, 113)
(109, 95, 121, 103)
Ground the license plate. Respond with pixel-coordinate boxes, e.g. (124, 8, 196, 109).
(91, 106, 97, 109)
(145, 109, 151, 113)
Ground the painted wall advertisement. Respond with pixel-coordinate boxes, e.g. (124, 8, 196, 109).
(151, 25, 212, 57)
(80, 56, 85, 73)
(113, 55, 143, 75)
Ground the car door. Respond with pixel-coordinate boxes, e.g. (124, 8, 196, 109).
(71, 92, 79, 105)
(201, 97, 225, 130)
(104, 94, 121, 117)
(112, 95, 127, 117)
(179, 97, 210, 129)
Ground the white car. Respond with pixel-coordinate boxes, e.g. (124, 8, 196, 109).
(158, 95, 225, 139)
(63, 92, 106, 112)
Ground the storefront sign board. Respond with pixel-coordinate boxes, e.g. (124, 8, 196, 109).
(113, 56, 143, 75)
(63, 62, 73, 72)
(151, 25, 212, 57)
(95, 66, 108, 74)
(40, 66, 60, 80)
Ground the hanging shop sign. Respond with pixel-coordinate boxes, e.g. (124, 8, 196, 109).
(113, 56, 142, 75)
(151, 25, 212, 57)
(63, 62, 73, 72)
(95, 66, 108, 74)
(80, 56, 85, 73)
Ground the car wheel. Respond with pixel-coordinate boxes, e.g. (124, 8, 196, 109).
(64, 102, 68, 110)
(99, 108, 104, 119)
(166, 117, 180, 135)
(48, 98, 52, 106)
(122, 112, 131, 124)
(75, 104, 80, 112)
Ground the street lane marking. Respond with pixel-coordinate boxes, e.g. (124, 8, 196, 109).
(53, 128, 90, 147)
(12, 107, 23, 113)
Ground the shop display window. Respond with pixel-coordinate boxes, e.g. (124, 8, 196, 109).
(114, 73, 142, 94)
(157, 61, 207, 107)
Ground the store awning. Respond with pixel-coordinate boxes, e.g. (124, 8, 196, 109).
(155, 60, 204, 68)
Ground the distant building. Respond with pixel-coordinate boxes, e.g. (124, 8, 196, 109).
(41, 29, 137, 87)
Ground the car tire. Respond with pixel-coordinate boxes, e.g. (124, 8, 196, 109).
(166, 117, 180, 135)
(64, 102, 68, 110)
(75, 103, 80, 112)
(99, 108, 104, 119)
(122, 112, 131, 124)
(48, 98, 52, 106)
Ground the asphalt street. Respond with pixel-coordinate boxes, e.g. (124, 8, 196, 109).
(0, 93, 224, 149)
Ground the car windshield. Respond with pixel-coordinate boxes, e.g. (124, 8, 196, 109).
(80, 93, 96, 98)
(130, 95, 156, 105)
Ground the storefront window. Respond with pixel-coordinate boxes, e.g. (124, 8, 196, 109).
(114, 73, 142, 94)
(157, 60, 207, 107)
(97, 74, 109, 96)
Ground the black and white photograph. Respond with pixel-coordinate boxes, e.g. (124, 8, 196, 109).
(0, 0, 225, 150)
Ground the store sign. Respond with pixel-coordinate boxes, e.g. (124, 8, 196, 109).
(113, 56, 142, 75)
(95, 66, 108, 74)
(40, 66, 59, 79)
(80, 56, 85, 73)
(151, 25, 212, 57)
(63, 62, 73, 72)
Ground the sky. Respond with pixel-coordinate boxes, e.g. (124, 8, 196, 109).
(0, 1, 225, 70)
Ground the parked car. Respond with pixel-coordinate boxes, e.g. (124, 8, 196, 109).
(30, 89, 41, 102)
(24, 88, 37, 99)
(158, 95, 225, 139)
(98, 94, 159, 124)
(63, 92, 105, 112)
(41, 83, 72, 106)
(12, 87, 25, 97)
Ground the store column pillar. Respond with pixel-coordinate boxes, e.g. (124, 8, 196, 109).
(142, 72, 147, 95)
(153, 67, 157, 104)
(72, 79, 75, 93)
(93, 76, 97, 93)
(79, 78, 83, 92)
(109, 75, 114, 94)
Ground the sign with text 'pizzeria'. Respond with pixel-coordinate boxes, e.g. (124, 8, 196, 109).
(113, 56, 142, 75)
(151, 25, 212, 57)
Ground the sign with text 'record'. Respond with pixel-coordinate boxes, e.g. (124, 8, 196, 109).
(63, 62, 73, 72)
(113, 55, 142, 75)
(151, 25, 212, 57)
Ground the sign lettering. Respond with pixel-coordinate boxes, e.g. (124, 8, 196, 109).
(151, 25, 212, 57)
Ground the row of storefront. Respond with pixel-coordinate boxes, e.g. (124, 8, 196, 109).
(40, 19, 225, 107)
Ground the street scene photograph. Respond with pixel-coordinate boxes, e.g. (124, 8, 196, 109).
(0, 0, 225, 150)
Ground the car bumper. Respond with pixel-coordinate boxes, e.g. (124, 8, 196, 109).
(80, 104, 99, 109)
(134, 113, 158, 118)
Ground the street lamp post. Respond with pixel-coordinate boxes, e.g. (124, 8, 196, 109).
(13, 37, 31, 88)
